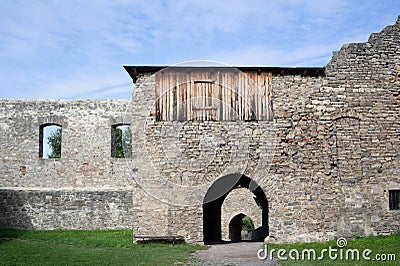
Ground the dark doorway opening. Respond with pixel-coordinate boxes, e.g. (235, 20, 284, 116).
(203, 174, 268, 244)
(229, 213, 246, 242)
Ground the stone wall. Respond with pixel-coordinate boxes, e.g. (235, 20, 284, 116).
(0, 188, 134, 229)
(323, 16, 400, 237)
(0, 100, 138, 231)
(221, 188, 262, 241)
(0, 100, 134, 188)
(0, 16, 399, 244)
(127, 16, 400, 243)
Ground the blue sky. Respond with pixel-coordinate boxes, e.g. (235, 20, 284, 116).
(0, 0, 399, 100)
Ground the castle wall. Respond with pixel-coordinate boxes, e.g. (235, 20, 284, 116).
(0, 99, 133, 188)
(0, 188, 133, 229)
(323, 17, 400, 237)
(0, 16, 399, 244)
(0, 100, 138, 231)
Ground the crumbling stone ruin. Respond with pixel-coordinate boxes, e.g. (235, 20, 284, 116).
(0, 16, 399, 244)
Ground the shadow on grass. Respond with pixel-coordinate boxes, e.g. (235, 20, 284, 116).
(0, 229, 31, 244)
(0, 189, 34, 244)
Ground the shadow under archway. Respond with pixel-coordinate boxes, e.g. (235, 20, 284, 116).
(203, 174, 268, 244)
(229, 213, 246, 242)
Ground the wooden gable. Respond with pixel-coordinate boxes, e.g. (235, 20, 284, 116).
(155, 67, 273, 121)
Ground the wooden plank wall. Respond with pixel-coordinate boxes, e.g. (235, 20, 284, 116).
(155, 69, 273, 121)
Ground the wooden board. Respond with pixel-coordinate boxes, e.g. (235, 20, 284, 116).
(155, 69, 273, 121)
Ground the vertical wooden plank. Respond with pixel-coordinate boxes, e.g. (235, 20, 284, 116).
(222, 73, 226, 120)
(227, 72, 230, 121)
(155, 73, 159, 120)
(254, 72, 258, 120)
(174, 73, 182, 121)
(187, 74, 191, 121)
(232, 72, 237, 120)
(264, 72, 268, 121)
(172, 72, 175, 120)
(261, 73, 266, 120)
(179, 73, 183, 120)
(196, 77, 200, 121)
(253, 73, 257, 120)
(202, 75, 206, 120)
(265, 72, 269, 121)
(250, 72, 254, 120)
(264, 72, 269, 120)
(177, 72, 180, 121)
(193, 81, 196, 121)
(244, 72, 249, 121)
(173, 73, 177, 120)
(162, 72, 166, 121)
(229, 71, 236, 121)
(201, 79, 205, 120)
(158, 72, 160, 120)
(158, 72, 162, 121)
(168, 71, 172, 121)
(194, 74, 198, 121)
(208, 82, 212, 120)
(212, 73, 218, 120)
(231, 73, 235, 120)
(252, 74, 256, 120)
(228, 72, 231, 120)
(225, 76, 228, 121)
(189, 73, 192, 121)
(203, 81, 206, 120)
(229, 71, 233, 120)
(218, 71, 222, 121)
(258, 72, 262, 119)
(238, 72, 242, 120)
(264, 72, 267, 120)
(169, 72, 174, 121)
(165, 72, 169, 121)
(162, 72, 167, 121)
(204, 81, 208, 120)
(181, 73, 186, 121)
(268, 72, 273, 120)
(255, 73, 259, 119)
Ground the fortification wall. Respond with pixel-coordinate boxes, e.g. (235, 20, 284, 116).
(0, 100, 139, 230)
(0, 16, 399, 244)
(0, 188, 133, 229)
(129, 17, 400, 243)
(0, 99, 133, 188)
(322, 16, 400, 237)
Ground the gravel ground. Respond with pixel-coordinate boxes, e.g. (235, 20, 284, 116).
(177, 242, 278, 265)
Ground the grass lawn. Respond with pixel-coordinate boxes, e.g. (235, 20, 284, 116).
(267, 232, 400, 265)
(0, 229, 207, 266)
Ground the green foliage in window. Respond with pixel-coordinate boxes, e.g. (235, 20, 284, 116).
(241, 216, 255, 232)
(47, 128, 62, 158)
(115, 126, 132, 158)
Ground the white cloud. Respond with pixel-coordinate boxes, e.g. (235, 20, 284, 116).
(0, 0, 399, 99)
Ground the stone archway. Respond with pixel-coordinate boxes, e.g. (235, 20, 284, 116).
(203, 174, 268, 244)
(228, 213, 246, 242)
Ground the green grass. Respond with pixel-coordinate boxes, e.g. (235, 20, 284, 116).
(0, 229, 207, 266)
(267, 232, 400, 265)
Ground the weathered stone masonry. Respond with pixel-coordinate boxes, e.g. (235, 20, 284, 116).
(0, 16, 399, 243)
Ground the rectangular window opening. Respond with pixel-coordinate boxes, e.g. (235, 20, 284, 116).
(389, 190, 400, 210)
(39, 124, 62, 159)
(111, 124, 132, 158)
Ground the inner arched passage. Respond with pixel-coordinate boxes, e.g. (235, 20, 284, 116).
(229, 213, 246, 242)
(203, 174, 268, 244)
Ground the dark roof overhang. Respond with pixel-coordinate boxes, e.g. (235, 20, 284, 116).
(123, 65, 325, 83)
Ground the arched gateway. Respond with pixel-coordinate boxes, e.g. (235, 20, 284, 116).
(203, 174, 268, 244)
